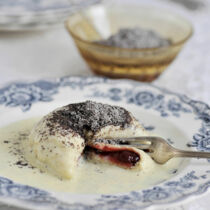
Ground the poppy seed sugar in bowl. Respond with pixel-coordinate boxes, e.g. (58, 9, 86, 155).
(94, 28, 171, 49)
(66, 4, 192, 82)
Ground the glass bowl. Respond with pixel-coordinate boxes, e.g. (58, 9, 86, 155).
(65, 3, 193, 82)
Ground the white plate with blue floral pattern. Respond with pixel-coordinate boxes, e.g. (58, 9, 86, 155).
(0, 76, 210, 210)
(0, 0, 100, 30)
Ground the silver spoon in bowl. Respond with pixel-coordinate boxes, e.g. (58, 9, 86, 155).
(95, 136, 210, 164)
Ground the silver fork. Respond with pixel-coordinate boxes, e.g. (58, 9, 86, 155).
(98, 136, 210, 164)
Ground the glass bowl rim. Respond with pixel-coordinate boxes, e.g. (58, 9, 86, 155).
(65, 4, 193, 52)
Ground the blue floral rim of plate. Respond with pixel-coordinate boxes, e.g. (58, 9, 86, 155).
(0, 0, 101, 28)
(0, 76, 210, 210)
(0, 0, 101, 15)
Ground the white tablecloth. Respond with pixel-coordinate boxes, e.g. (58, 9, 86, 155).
(0, 0, 209, 209)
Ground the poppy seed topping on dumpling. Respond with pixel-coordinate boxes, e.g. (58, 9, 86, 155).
(22, 101, 149, 179)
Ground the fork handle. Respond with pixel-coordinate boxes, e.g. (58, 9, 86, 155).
(174, 150, 210, 159)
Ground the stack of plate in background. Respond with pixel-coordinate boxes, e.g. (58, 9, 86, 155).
(0, 0, 100, 30)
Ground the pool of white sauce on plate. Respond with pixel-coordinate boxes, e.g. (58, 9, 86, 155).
(0, 118, 183, 194)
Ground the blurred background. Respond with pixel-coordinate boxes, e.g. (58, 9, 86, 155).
(0, 0, 209, 103)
